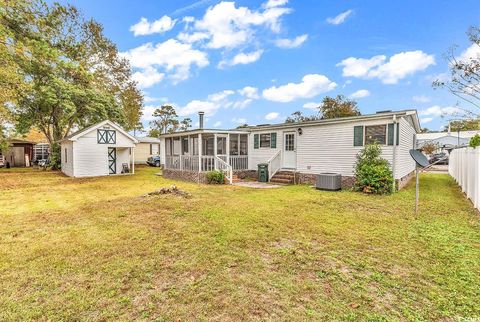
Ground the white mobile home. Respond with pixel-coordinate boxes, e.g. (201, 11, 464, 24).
(134, 137, 161, 164)
(60, 120, 138, 177)
(160, 110, 421, 189)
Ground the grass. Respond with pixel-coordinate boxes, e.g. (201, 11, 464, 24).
(0, 166, 479, 321)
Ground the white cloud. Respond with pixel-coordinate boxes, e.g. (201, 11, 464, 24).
(457, 43, 480, 62)
(338, 55, 386, 78)
(419, 105, 460, 117)
(122, 39, 208, 83)
(337, 50, 435, 84)
(219, 50, 263, 68)
(130, 16, 176, 36)
(349, 89, 370, 99)
(232, 98, 253, 109)
(213, 121, 222, 127)
(420, 117, 433, 124)
(182, 1, 292, 49)
(326, 9, 353, 25)
(207, 90, 235, 102)
(238, 86, 260, 99)
(263, 74, 337, 102)
(263, 0, 288, 9)
(275, 34, 308, 48)
(132, 66, 165, 88)
(232, 117, 247, 124)
(265, 112, 279, 120)
(141, 105, 159, 122)
(303, 102, 321, 110)
(412, 95, 431, 103)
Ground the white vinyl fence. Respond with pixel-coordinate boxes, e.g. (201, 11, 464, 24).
(449, 147, 480, 209)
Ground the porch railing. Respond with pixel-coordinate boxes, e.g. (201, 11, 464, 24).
(165, 155, 248, 173)
(215, 156, 233, 184)
(267, 150, 281, 180)
(230, 155, 248, 170)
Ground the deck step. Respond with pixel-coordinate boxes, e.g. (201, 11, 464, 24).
(270, 170, 295, 184)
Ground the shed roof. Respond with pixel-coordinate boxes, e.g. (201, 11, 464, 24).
(60, 120, 138, 144)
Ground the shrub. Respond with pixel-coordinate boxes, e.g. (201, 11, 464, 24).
(206, 170, 225, 184)
(469, 134, 480, 148)
(354, 142, 394, 194)
(420, 141, 438, 155)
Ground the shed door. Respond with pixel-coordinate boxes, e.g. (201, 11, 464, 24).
(108, 148, 116, 174)
(283, 132, 296, 169)
(12, 147, 25, 167)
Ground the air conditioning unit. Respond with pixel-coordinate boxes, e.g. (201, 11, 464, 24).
(316, 173, 341, 191)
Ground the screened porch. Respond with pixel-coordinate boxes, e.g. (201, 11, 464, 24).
(164, 132, 249, 172)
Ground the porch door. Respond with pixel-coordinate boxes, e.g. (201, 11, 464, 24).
(108, 147, 116, 174)
(283, 132, 296, 168)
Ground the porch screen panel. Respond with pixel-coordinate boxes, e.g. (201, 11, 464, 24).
(240, 135, 248, 155)
(217, 137, 227, 155)
(173, 138, 181, 155)
(230, 134, 239, 155)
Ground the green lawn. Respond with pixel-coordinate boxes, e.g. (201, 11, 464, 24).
(0, 167, 479, 321)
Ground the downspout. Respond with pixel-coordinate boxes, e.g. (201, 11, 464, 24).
(392, 115, 397, 192)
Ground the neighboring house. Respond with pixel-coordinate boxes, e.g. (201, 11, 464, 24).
(417, 130, 479, 152)
(160, 110, 421, 189)
(60, 120, 138, 177)
(0, 139, 35, 167)
(134, 137, 161, 164)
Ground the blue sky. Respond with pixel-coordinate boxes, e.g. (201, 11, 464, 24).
(61, 0, 480, 131)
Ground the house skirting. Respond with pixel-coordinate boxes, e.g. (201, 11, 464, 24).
(396, 171, 415, 190)
(162, 169, 258, 184)
(162, 168, 414, 190)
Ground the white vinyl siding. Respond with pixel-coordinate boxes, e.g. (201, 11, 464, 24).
(249, 130, 281, 170)
(134, 142, 160, 164)
(394, 116, 417, 179)
(61, 141, 74, 177)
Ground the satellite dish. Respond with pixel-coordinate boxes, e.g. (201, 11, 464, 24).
(409, 148, 448, 215)
(410, 149, 429, 168)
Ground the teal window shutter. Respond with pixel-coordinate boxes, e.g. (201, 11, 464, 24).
(353, 126, 364, 146)
(387, 123, 394, 146)
(254, 134, 259, 149)
(270, 132, 277, 148)
(396, 123, 400, 145)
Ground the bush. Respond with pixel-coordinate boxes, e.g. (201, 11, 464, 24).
(469, 134, 480, 148)
(354, 143, 394, 194)
(206, 170, 225, 184)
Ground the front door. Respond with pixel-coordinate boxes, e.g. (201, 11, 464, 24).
(108, 148, 116, 174)
(283, 132, 296, 168)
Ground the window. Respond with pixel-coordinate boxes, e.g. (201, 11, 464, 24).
(182, 137, 189, 154)
(64, 148, 67, 163)
(285, 133, 295, 151)
(260, 133, 271, 148)
(217, 137, 226, 155)
(97, 129, 116, 144)
(365, 125, 386, 145)
(240, 135, 248, 155)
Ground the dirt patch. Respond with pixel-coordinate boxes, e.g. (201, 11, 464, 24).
(141, 185, 191, 198)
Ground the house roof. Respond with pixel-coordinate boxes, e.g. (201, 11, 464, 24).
(160, 109, 421, 137)
(135, 136, 161, 143)
(417, 130, 480, 141)
(8, 139, 36, 145)
(60, 120, 139, 144)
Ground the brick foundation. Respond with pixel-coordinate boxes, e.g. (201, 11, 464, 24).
(233, 170, 257, 180)
(162, 169, 207, 184)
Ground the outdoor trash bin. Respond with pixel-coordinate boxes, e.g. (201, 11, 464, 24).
(258, 163, 269, 182)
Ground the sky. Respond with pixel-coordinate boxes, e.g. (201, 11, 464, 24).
(58, 0, 480, 132)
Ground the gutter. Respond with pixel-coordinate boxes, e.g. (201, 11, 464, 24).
(392, 115, 398, 192)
